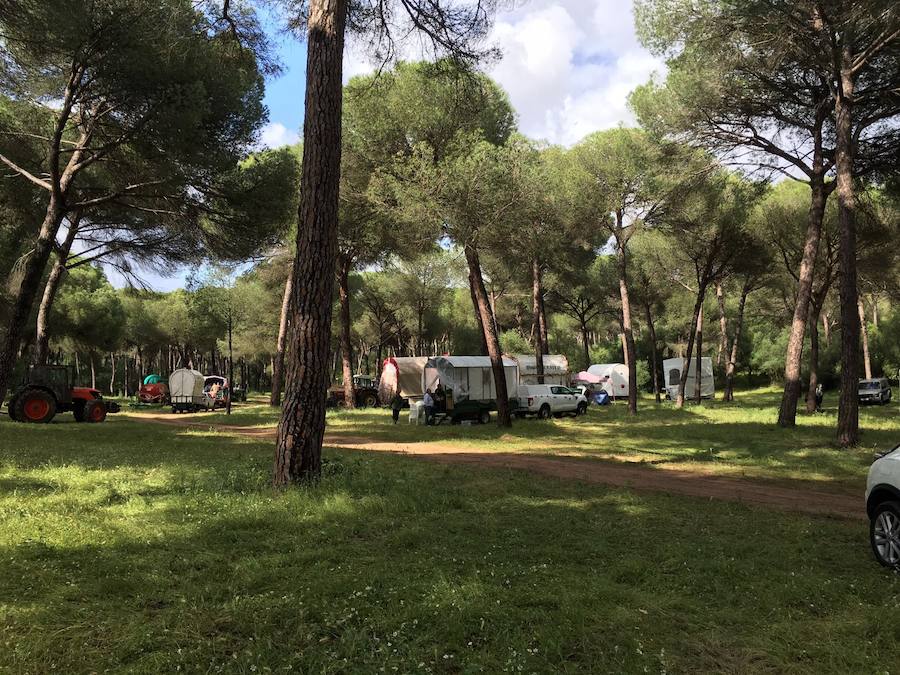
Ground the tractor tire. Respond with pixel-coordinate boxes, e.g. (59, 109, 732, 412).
(7, 396, 20, 422)
(362, 393, 377, 408)
(84, 400, 108, 423)
(14, 389, 57, 423)
(73, 401, 86, 423)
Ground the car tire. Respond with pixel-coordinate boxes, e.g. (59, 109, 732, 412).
(478, 410, 490, 425)
(84, 400, 108, 423)
(576, 402, 588, 416)
(14, 389, 57, 423)
(871, 500, 900, 568)
(538, 405, 551, 420)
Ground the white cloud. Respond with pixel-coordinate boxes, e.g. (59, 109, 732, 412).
(488, 0, 665, 145)
(259, 121, 300, 148)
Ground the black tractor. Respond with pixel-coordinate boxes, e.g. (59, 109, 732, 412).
(6, 365, 121, 424)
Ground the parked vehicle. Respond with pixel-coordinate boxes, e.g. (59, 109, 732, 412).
(378, 357, 429, 405)
(328, 374, 379, 407)
(859, 378, 892, 405)
(866, 445, 900, 567)
(6, 365, 120, 423)
(587, 363, 629, 398)
(204, 376, 230, 409)
(517, 384, 588, 419)
(423, 356, 519, 424)
(663, 357, 715, 400)
(169, 368, 206, 413)
(231, 383, 248, 402)
(138, 374, 169, 404)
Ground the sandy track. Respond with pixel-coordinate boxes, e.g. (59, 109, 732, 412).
(130, 413, 865, 521)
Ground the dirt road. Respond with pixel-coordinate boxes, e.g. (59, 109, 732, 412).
(131, 413, 865, 521)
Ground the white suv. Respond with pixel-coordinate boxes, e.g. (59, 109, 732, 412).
(866, 445, 900, 567)
(517, 385, 588, 419)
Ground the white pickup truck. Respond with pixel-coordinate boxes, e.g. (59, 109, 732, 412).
(517, 384, 588, 419)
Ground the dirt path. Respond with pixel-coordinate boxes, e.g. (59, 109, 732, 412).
(129, 413, 865, 521)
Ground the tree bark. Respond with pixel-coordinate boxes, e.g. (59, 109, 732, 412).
(338, 254, 355, 409)
(580, 319, 590, 371)
(34, 219, 80, 366)
(778, 176, 828, 428)
(835, 46, 859, 448)
(676, 285, 707, 409)
(468, 282, 489, 356)
(109, 352, 116, 395)
(464, 242, 511, 427)
(531, 258, 545, 384)
(226, 313, 233, 416)
(806, 302, 821, 414)
(694, 304, 704, 403)
(90, 353, 96, 389)
(274, 0, 348, 486)
(538, 285, 549, 355)
(724, 280, 750, 403)
(715, 282, 727, 369)
(643, 300, 661, 404)
(0, 201, 67, 402)
(270, 270, 293, 406)
(858, 299, 872, 380)
(615, 226, 638, 415)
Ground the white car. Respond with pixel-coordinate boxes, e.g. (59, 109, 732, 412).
(866, 444, 900, 567)
(517, 384, 588, 419)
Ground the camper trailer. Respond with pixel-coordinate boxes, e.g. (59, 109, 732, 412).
(512, 354, 569, 386)
(423, 356, 519, 423)
(169, 369, 206, 413)
(587, 363, 629, 398)
(378, 356, 429, 404)
(663, 357, 715, 400)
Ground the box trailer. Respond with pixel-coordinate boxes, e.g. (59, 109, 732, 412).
(663, 357, 715, 400)
(511, 354, 569, 386)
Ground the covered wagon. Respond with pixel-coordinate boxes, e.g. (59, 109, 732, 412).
(169, 368, 206, 413)
(423, 356, 519, 424)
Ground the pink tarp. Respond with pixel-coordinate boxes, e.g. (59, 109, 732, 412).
(573, 371, 602, 384)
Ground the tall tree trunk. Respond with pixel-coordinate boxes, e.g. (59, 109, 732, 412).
(531, 258, 545, 384)
(724, 280, 750, 403)
(835, 47, 859, 448)
(468, 282, 489, 356)
(822, 310, 831, 347)
(90, 353, 96, 390)
(643, 300, 661, 404)
(676, 285, 706, 409)
(274, 0, 348, 486)
(694, 305, 704, 403)
(0, 201, 67, 402)
(338, 255, 356, 409)
(270, 270, 293, 406)
(615, 228, 638, 415)
(109, 352, 116, 395)
(226, 314, 233, 416)
(33, 219, 80, 366)
(464, 242, 511, 427)
(715, 282, 727, 369)
(778, 175, 828, 428)
(858, 299, 872, 379)
(806, 302, 821, 414)
(580, 319, 590, 371)
(538, 288, 549, 355)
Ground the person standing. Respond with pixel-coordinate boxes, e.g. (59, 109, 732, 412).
(423, 389, 435, 426)
(390, 391, 404, 424)
(434, 383, 446, 413)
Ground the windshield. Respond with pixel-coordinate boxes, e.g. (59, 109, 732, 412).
(859, 381, 882, 390)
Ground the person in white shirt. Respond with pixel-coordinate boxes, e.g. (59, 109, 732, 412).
(423, 389, 435, 426)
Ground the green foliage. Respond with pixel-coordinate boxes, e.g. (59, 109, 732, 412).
(50, 265, 125, 354)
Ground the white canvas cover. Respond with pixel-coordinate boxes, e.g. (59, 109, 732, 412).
(512, 354, 569, 386)
(423, 356, 519, 403)
(378, 356, 429, 403)
(169, 368, 205, 403)
(663, 357, 715, 399)
(587, 363, 629, 397)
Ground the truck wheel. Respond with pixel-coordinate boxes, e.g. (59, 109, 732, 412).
(538, 405, 551, 420)
(576, 402, 588, 416)
(84, 400, 108, 423)
(14, 389, 57, 423)
(479, 410, 491, 425)
(362, 394, 377, 408)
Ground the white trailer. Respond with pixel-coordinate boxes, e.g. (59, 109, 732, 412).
(168, 368, 206, 413)
(512, 354, 569, 386)
(663, 357, 715, 400)
(587, 363, 629, 398)
(423, 356, 519, 423)
(378, 356, 429, 403)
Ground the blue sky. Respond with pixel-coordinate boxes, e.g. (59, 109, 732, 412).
(106, 0, 662, 291)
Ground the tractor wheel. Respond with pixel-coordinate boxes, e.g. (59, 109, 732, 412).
(84, 400, 108, 423)
(362, 393, 377, 408)
(73, 401, 86, 423)
(14, 389, 57, 423)
(7, 396, 20, 422)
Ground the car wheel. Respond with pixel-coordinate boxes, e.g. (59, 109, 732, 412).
(538, 405, 551, 420)
(871, 501, 900, 567)
(14, 389, 57, 423)
(478, 410, 491, 425)
(576, 402, 588, 416)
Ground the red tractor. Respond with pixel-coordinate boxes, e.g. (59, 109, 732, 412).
(6, 365, 121, 424)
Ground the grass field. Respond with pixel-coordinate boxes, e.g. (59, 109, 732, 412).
(2, 390, 899, 672)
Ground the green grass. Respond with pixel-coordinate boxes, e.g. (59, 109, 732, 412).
(1, 409, 900, 673)
(126, 388, 900, 489)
